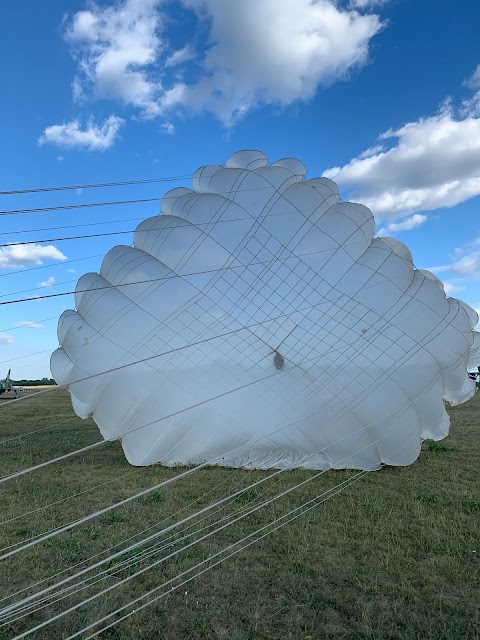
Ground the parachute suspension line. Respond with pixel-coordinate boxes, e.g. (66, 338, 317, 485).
(9, 471, 368, 640)
(2, 151, 475, 638)
(71, 471, 374, 640)
(0, 317, 58, 332)
(0, 441, 106, 485)
(0, 206, 349, 244)
(0, 174, 192, 196)
(12, 423, 415, 640)
(9, 396, 405, 632)
(0, 253, 106, 279)
(0, 235, 420, 413)
(0, 198, 160, 217)
(0, 250, 450, 544)
(0, 378, 435, 628)
(33, 471, 372, 639)
(0, 289, 370, 451)
(0, 414, 94, 444)
(0, 244, 390, 405)
(1, 291, 441, 559)
(0, 215, 147, 237)
(0, 270, 389, 503)
(1, 466, 284, 625)
(0, 241, 449, 549)
(0, 236, 371, 307)
(0, 321, 386, 489)
(0, 467, 140, 527)
(0, 348, 371, 557)
(2, 438, 386, 628)
(0, 458, 270, 609)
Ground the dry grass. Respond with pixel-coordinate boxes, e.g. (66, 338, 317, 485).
(0, 389, 478, 639)
(20, 386, 57, 390)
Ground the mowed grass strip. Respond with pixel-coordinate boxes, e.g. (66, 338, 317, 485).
(0, 390, 478, 639)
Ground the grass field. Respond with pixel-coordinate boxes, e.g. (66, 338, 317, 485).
(0, 389, 478, 639)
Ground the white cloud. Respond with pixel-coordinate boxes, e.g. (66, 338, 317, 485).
(461, 90, 480, 118)
(15, 321, 44, 329)
(67, 268, 76, 273)
(39, 116, 124, 151)
(377, 213, 427, 237)
(442, 281, 466, 295)
(448, 235, 480, 277)
(464, 64, 480, 91)
(165, 0, 384, 124)
(0, 333, 14, 345)
(324, 98, 480, 223)
(349, 0, 388, 8)
(358, 143, 384, 159)
(160, 121, 175, 135)
(424, 265, 450, 275)
(39, 276, 56, 288)
(63, 0, 384, 125)
(0, 245, 67, 270)
(451, 251, 480, 276)
(427, 235, 480, 281)
(165, 45, 195, 68)
(65, 0, 163, 116)
(57, 155, 65, 162)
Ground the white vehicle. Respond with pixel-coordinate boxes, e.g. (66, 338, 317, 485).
(468, 369, 480, 384)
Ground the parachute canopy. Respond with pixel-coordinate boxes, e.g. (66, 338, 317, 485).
(51, 150, 480, 470)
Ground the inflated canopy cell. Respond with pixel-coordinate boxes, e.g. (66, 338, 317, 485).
(51, 150, 480, 470)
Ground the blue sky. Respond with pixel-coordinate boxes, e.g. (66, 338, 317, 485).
(1, 0, 479, 377)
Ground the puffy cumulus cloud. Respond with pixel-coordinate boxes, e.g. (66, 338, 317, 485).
(377, 213, 428, 237)
(15, 321, 45, 329)
(0, 333, 14, 345)
(0, 245, 67, 270)
(324, 96, 480, 223)
(164, 0, 384, 123)
(62, 0, 383, 126)
(38, 116, 124, 151)
(65, 0, 163, 116)
(52, 150, 479, 472)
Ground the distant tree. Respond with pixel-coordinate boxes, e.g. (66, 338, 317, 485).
(12, 378, 57, 386)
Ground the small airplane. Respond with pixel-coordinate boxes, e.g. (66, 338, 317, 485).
(0, 370, 21, 399)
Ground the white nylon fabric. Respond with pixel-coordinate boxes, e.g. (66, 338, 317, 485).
(51, 150, 480, 470)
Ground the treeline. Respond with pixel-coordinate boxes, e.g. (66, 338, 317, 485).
(13, 378, 57, 386)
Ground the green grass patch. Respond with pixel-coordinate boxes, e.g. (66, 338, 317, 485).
(0, 388, 478, 639)
(425, 440, 453, 452)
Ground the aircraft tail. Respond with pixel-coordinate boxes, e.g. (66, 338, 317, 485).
(6, 369, 11, 383)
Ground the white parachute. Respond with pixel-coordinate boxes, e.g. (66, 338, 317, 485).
(51, 150, 480, 470)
